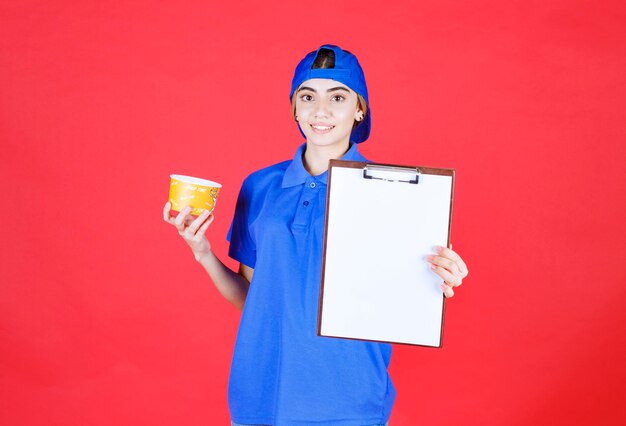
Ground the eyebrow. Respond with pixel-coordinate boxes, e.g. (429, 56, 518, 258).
(297, 86, 351, 93)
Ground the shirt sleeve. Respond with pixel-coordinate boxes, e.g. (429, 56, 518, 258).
(226, 177, 257, 268)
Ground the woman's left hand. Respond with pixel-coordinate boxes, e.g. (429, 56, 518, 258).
(425, 245, 468, 298)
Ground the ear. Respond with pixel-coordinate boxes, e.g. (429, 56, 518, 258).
(355, 110, 364, 122)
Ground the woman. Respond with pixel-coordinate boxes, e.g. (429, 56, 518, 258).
(163, 44, 468, 426)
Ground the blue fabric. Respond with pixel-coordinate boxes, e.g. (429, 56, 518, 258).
(226, 142, 395, 426)
(290, 44, 371, 144)
(231, 423, 388, 426)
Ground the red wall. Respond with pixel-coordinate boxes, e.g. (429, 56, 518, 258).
(2, 1, 625, 424)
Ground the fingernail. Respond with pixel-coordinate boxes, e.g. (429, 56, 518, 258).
(434, 245, 443, 253)
(425, 255, 434, 262)
(430, 264, 437, 270)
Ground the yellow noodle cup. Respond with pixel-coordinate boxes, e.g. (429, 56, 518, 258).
(169, 174, 222, 217)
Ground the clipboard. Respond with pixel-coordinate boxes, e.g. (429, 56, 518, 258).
(317, 159, 455, 348)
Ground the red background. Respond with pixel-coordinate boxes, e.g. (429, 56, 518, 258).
(2, 1, 625, 425)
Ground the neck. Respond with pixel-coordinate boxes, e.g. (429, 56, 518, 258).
(303, 141, 351, 176)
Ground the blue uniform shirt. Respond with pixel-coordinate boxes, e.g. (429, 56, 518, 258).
(227, 142, 396, 425)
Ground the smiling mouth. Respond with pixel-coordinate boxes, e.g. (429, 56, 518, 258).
(311, 124, 335, 133)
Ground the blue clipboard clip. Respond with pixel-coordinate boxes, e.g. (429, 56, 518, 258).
(362, 164, 421, 184)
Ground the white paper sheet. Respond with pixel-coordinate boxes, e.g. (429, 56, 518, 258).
(319, 164, 453, 347)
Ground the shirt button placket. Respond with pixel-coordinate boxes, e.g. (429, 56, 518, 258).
(291, 179, 318, 233)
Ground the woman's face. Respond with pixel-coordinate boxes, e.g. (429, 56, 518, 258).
(294, 78, 361, 149)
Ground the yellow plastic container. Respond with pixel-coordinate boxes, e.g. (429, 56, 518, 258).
(168, 174, 221, 216)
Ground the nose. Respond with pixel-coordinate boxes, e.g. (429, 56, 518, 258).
(312, 99, 331, 118)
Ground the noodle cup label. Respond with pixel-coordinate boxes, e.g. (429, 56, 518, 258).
(169, 174, 222, 216)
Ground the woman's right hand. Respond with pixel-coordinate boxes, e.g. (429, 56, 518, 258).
(163, 202, 215, 261)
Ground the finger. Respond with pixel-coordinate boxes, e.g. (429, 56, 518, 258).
(426, 255, 460, 277)
(174, 206, 192, 230)
(163, 201, 172, 222)
(436, 245, 469, 277)
(163, 202, 180, 227)
(440, 283, 454, 298)
(186, 210, 211, 236)
(431, 264, 462, 287)
(193, 214, 214, 240)
(184, 215, 196, 227)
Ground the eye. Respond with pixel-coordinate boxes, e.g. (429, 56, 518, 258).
(331, 94, 345, 102)
(300, 94, 313, 102)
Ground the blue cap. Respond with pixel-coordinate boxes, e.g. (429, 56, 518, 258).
(289, 44, 371, 143)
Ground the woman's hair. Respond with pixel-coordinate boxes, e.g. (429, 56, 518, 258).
(291, 48, 368, 126)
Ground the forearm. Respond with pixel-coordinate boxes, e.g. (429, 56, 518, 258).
(195, 250, 249, 310)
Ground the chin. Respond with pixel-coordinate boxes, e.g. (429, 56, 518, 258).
(304, 132, 350, 147)
(306, 138, 347, 148)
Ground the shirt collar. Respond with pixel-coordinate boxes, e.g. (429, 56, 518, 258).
(281, 142, 367, 188)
